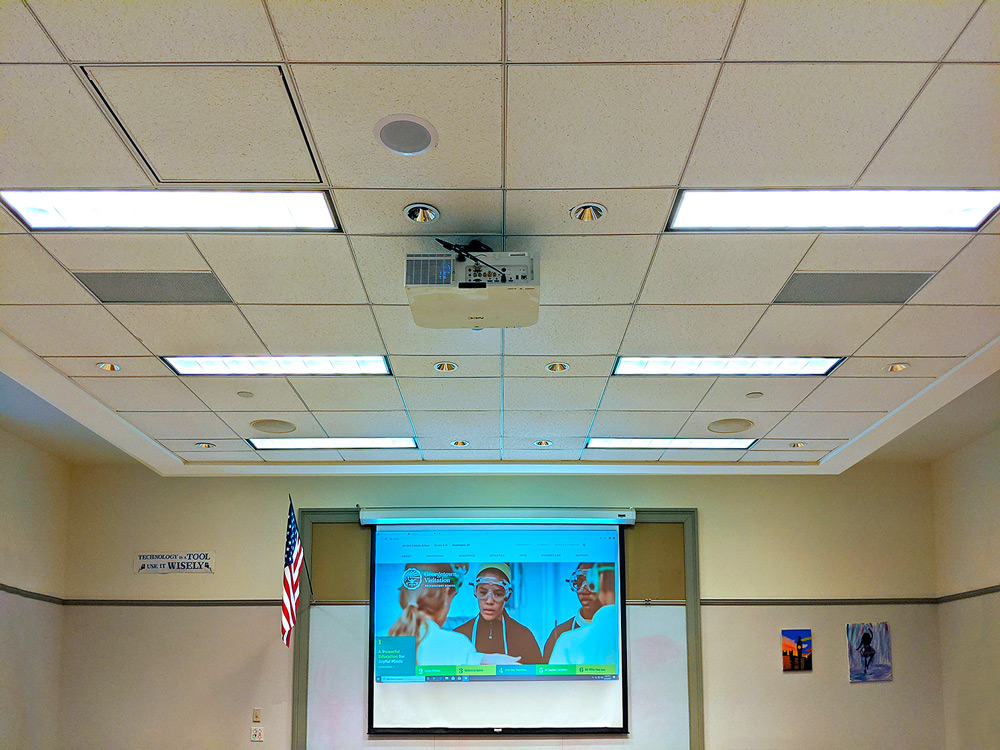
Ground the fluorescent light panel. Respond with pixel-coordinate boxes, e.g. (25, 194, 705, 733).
(587, 438, 756, 449)
(164, 356, 389, 376)
(615, 357, 842, 376)
(249, 437, 415, 450)
(669, 190, 1000, 230)
(0, 190, 336, 230)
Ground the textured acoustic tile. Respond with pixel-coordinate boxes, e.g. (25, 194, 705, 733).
(749, 439, 846, 452)
(621, 305, 766, 356)
(910, 235, 1000, 305)
(340, 448, 422, 462)
(0, 0, 61, 61)
(503, 377, 606, 412)
(502, 437, 586, 452)
(334, 189, 501, 235)
(502, 356, 615, 378)
(397, 377, 500, 411)
(180, 376, 306, 413)
(118, 411, 238, 440)
(417, 436, 500, 451)
(797, 377, 936, 412)
(947, 0, 1000, 61)
(35, 234, 209, 272)
(797, 233, 971, 272)
(107, 304, 267, 356)
(581, 449, 663, 461)
(217, 411, 326, 439)
(591, 411, 688, 438)
(677, 411, 786, 439)
(373, 305, 502, 355)
(856, 306, 1000, 357)
(660, 449, 747, 462)
(829, 357, 963, 379)
(422, 450, 500, 461)
(0, 305, 149, 356)
(159, 438, 254, 453)
(737, 305, 898, 357)
(502, 449, 582, 461)
(504, 189, 675, 235)
(408, 410, 501, 439)
(503, 306, 632, 356)
(288, 376, 405, 412)
(0, 235, 96, 304)
(698, 377, 822, 412)
(314, 411, 414, 438)
(388, 355, 501, 378)
(766, 411, 885, 440)
(72, 376, 206, 412)
(45, 356, 171, 377)
(741, 450, 829, 463)
(242, 305, 385, 356)
(259, 449, 344, 462)
(175, 451, 264, 462)
(503, 410, 594, 437)
(599, 376, 715, 411)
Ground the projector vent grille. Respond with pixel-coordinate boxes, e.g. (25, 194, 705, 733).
(406, 254, 453, 286)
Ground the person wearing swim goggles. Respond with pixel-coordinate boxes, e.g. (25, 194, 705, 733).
(454, 563, 543, 665)
(542, 562, 602, 663)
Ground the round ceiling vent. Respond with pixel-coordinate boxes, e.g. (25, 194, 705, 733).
(375, 114, 438, 155)
(707, 418, 755, 434)
(249, 418, 297, 434)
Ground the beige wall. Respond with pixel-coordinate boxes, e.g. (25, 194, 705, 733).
(931, 426, 1000, 596)
(66, 461, 937, 600)
(0, 428, 69, 597)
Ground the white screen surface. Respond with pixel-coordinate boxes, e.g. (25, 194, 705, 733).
(369, 524, 627, 732)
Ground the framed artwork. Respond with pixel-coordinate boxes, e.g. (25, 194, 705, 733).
(846, 622, 892, 682)
(782, 629, 812, 671)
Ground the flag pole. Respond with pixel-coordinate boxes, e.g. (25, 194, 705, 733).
(290, 494, 316, 602)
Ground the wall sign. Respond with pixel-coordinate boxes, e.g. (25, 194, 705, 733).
(135, 552, 215, 574)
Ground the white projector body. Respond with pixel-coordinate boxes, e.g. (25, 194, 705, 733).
(405, 251, 540, 329)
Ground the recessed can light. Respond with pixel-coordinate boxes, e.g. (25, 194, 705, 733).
(96, 361, 121, 372)
(404, 203, 439, 223)
(534, 440, 553, 447)
(745, 391, 764, 399)
(249, 419, 297, 434)
(570, 203, 606, 221)
(194, 442, 216, 449)
(236, 391, 254, 398)
(433, 361, 459, 372)
(450, 440, 469, 447)
(789, 442, 806, 448)
(885, 362, 910, 373)
(707, 418, 755, 434)
(546, 362, 570, 373)
(375, 114, 438, 155)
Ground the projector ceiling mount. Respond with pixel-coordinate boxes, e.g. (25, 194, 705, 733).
(434, 238, 508, 283)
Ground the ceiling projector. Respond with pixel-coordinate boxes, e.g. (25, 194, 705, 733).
(405, 239, 540, 329)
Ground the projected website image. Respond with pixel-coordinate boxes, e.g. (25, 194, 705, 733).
(373, 557, 620, 683)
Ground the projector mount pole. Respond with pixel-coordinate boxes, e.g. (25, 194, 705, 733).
(435, 238, 507, 283)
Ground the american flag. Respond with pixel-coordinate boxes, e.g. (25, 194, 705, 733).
(281, 499, 304, 647)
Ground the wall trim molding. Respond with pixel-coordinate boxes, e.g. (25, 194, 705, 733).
(0, 582, 63, 605)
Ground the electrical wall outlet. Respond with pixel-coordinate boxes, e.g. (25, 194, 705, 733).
(250, 727, 263, 742)
(252, 708, 261, 723)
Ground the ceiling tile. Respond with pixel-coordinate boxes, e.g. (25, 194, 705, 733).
(503, 436, 585, 451)
(504, 189, 675, 235)
(193, 234, 366, 304)
(728, 0, 979, 61)
(259, 449, 343, 462)
(698, 376, 822, 412)
(0, 205, 26, 233)
(160, 438, 253, 453)
(119, 410, 238, 439)
(503, 306, 632, 356)
(581, 449, 662, 461)
(831, 356, 963, 378)
(911, 235, 1000, 305)
(44, 356, 171, 377)
(335, 189, 501, 235)
(750, 438, 845, 451)
(175, 451, 264, 462)
(217, 411, 326, 439)
(242, 305, 385, 355)
(354, 235, 501, 305)
(28, 0, 280, 62)
(984, 211, 1000, 234)
(947, 0, 1000, 60)
(340, 448, 422, 462)
(72, 375, 206, 412)
(506, 0, 740, 62)
(267, 0, 500, 62)
(502, 355, 615, 378)
(859, 65, 999, 187)
(677, 411, 787, 438)
(621, 305, 766, 356)
(503, 410, 593, 437)
(293, 64, 502, 188)
(506, 64, 718, 188)
(683, 63, 932, 187)
(503, 376, 606, 412)
(34, 234, 208, 272)
(374, 305, 502, 355)
(660, 449, 747, 462)
(0, 305, 148, 356)
(314, 410, 414, 438)
(423, 450, 500, 461)
(397, 377, 500, 411)
(389, 355, 501, 378)
(599, 376, 715, 411)
(288, 376, 404, 411)
(797, 376, 935, 412)
(0, 235, 96, 303)
(107, 304, 267, 356)
(505, 235, 655, 305)
(798, 233, 972, 272)
(741, 450, 829, 463)
(502, 449, 581, 461)
(180, 376, 305, 412)
(88, 66, 316, 182)
(737, 305, 898, 357)
(856, 306, 1000, 357)
(766, 411, 885, 439)
(418, 437, 500, 450)
(409, 410, 501, 438)
(591, 410, 687, 438)
(0, 0, 60, 61)
(0, 65, 149, 187)
(640, 234, 812, 304)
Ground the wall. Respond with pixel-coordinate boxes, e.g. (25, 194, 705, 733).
(931, 427, 1000, 749)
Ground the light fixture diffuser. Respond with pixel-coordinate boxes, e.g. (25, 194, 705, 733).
(163, 356, 389, 376)
(0, 190, 336, 230)
(614, 357, 842, 376)
(249, 437, 416, 450)
(587, 438, 756, 449)
(669, 190, 1000, 231)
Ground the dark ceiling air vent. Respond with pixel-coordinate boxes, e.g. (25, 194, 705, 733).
(774, 272, 932, 304)
(74, 272, 232, 304)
